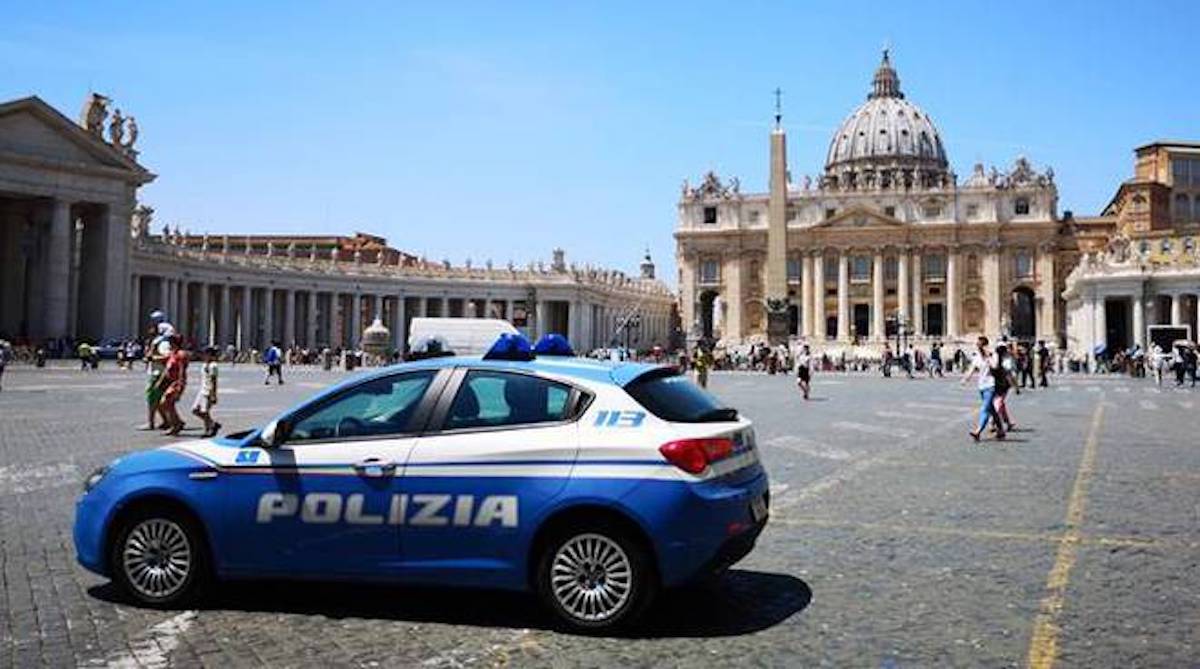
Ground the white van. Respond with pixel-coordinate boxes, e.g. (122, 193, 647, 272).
(407, 317, 519, 356)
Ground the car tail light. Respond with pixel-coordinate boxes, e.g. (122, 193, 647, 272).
(659, 437, 734, 474)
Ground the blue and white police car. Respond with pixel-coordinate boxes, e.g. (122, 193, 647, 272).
(74, 334, 768, 630)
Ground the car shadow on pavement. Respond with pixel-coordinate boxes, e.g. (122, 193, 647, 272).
(87, 569, 810, 638)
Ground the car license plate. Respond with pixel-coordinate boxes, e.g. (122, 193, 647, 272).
(750, 494, 768, 522)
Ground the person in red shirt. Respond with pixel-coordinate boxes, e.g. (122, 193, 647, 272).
(159, 335, 190, 436)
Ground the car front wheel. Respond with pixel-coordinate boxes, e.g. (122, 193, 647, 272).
(536, 525, 655, 631)
(110, 510, 207, 607)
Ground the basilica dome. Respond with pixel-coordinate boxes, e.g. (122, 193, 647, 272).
(824, 51, 951, 190)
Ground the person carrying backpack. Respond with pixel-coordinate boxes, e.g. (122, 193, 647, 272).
(264, 341, 284, 385)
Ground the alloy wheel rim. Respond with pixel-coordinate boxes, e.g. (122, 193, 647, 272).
(550, 533, 633, 622)
(122, 519, 192, 599)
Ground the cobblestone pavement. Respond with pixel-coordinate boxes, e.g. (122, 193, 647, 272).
(1, 363, 1197, 667)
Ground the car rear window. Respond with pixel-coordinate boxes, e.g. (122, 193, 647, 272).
(624, 369, 737, 423)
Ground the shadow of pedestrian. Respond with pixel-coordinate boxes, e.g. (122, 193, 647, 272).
(86, 569, 810, 638)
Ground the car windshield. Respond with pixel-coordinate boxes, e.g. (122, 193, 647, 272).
(624, 369, 736, 423)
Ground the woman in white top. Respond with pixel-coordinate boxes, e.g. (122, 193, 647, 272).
(795, 345, 813, 400)
(960, 336, 1005, 442)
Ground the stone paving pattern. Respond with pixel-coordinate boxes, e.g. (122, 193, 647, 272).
(0, 363, 1196, 667)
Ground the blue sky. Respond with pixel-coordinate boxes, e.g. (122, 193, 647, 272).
(3, 1, 1196, 285)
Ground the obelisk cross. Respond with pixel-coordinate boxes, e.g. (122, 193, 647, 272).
(773, 87, 783, 128)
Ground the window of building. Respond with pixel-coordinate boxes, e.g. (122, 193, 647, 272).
(703, 206, 718, 224)
(825, 208, 837, 220)
(786, 257, 801, 283)
(823, 255, 838, 280)
(850, 256, 871, 282)
(1173, 158, 1190, 188)
(445, 371, 573, 430)
(1014, 250, 1033, 279)
(288, 371, 436, 442)
(699, 260, 719, 284)
(1175, 193, 1191, 220)
(924, 254, 946, 279)
(966, 203, 979, 219)
(884, 256, 898, 281)
(1014, 198, 1030, 215)
(884, 206, 896, 218)
(922, 204, 941, 218)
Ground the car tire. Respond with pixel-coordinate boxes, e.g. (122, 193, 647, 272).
(536, 522, 656, 632)
(109, 508, 208, 608)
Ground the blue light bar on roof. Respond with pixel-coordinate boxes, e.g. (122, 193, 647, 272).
(533, 333, 574, 357)
(483, 333, 535, 361)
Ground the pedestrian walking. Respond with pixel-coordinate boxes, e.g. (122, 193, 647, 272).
(993, 343, 1017, 432)
(928, 342, 944, 378)
(0, 339, 10, 392)
(961, 336, 1005, 442)
(1172, 344, 1187, 386)
(160, 334, 189, 435)
(77, 341, 93, 371)
(1035, 340, 1051, 387)
(191, 346, 222, 438)
(692, 347, 711, 389)
(795, 344, 813, 400)
(140, 312, 176, 431)
(264, 341, 284, 385)
(881, 344, 893, 378)
(1017, 344, 1035, 389)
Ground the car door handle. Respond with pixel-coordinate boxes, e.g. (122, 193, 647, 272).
(353, 458, 396, 478)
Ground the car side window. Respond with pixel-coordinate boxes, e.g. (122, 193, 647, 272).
(445, 370, 572, 430)
(288, 371, 435, 443)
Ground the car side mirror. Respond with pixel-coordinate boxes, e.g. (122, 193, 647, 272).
(260, 418, 291, 448)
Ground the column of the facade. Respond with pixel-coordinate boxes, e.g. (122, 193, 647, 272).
(535, 298, 548, 339)
(946, 249, 960, 339)
(43, 199, 73, 339)
(306, 291, 318, 348)
(102, 204, 132, 338)
(897, 249, 910, 328)
(911, 249, 924, 336)
(983, 244, 1001, 336)
(394, 294, 407, 353)
(1132, 291, 1146, 348)
(811, 251, 825, 339)
(1037, 245, 1057, 344)
(219, 284, 232, 347)
(351, 292, 363, 346)
(724, 254, 742, 340)
(262, 288, 274, 348)
(1092, 292, 1107, 367)
(872, 250, 885, 341)
(158, 277, 170, 320)
(240, 286, 253, 350)
(1170, 293, 1182, 325)
(836, 252, 849, 341)
(284, 289, 296, 347)
(197, 282, 210, 346)
(129, 274, 141, 337)
(800, 253, 814, 337)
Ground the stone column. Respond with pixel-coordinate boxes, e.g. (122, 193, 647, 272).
(837, 252, 849, 341)
(897, 250, 910, 328)
(284, 289, 296, 347)
(262, 288, 274, 348)
(1170, 293, 1182, 325)
(158, 277, 169, 319)
(351, 292, 363, 346)
(946, 249, 960, 339)
(42, 199, 73, 339)
(220, 284, 232, 347)
(724, 254, 742, 341)
(129, 274, 141, 337)
(241, 286, 252, 350)
(872, 250, 885, 341)
(800, 253, 815, 337)
(911, 249, 924, 336)
(196, 282, 210, 346)
(440, 297, 449, 319)
(506, 299, 515, 324)
(307, 291, 318, 348)
(1037, 245, 1057, 344)
(394, 294, 407, 353)
(1092, 293, 1107, 366)
(535, 299, 548, 338)
(176, 282, 189, 340)
(812, 251, 825, 339)
(101, 204, 132, 338)
(1133, 291, 1146, 348)
(983, 244, 1001, 336)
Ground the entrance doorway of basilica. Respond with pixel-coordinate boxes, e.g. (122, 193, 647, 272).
(1010, 286, 1037, 340)
(925, 303, 945, 337)
(698, 290, 718, 340)
(1104, 298, 1130, 354)
(853, 304, 870, 340)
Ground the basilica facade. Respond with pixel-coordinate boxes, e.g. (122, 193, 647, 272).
(676, 52, 1075, 350)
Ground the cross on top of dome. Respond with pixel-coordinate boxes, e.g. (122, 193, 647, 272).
(868, 49, 903, 100)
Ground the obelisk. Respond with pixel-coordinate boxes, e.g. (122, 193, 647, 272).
(765, 89, 790, 344)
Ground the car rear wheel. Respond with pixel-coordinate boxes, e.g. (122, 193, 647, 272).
(536, 525, 655, 631)
(110, 510, 207, 607)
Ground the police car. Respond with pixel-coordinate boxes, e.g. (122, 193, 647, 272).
(74, 334, 768, 630)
